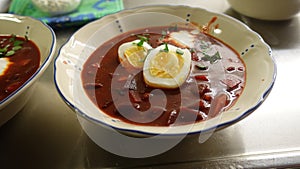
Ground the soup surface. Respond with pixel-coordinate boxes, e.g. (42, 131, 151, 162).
(0, 35, 40, 101)
(81, 25, 246, 126)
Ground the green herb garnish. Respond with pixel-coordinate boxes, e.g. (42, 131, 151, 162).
(13, 40, 24, 46)
(161, 30, 167, 36)
(0, 48, 7, 53)
(168, 24, 178, 32)
(135, 35, 149, 47)
(9, 34, 16, 42)
(201, 51, 221, 64)
(189, 48, 196, 53)
(0, 34, 26, 58)
(5, 50, 15, 56)
(160, 43, 169, 53)
(176, 49, 184, 55)
(12, 46, 22, 51)
(195, 63, 208, 70)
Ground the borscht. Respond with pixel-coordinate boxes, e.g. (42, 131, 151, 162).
(81, 24, 246, 126)
(0, 34, 40, 101)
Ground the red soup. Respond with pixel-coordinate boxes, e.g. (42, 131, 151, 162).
(0, 35, 40, 101)
(81, 25, 246, 126)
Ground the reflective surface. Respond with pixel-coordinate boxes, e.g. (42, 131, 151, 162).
(1, 0, 300, 168)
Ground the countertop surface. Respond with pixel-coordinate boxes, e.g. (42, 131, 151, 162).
(1, 0, 300, 168)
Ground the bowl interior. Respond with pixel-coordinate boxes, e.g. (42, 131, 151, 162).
(55, 5, 276, 136)
(0, 14, 56, 107)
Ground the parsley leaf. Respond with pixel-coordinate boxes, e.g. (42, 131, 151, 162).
(160, 43, 169, 53)
(0, 34, 26, 58)
(176, 49, 184, 55)
(136, 35, 148, 47)
(201, 51, 221, 64)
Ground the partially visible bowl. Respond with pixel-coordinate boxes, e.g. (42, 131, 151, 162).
(0, 14, 56, 126)
(227, 0, 300, 20)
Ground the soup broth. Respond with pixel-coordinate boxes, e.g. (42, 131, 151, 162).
(81, 25, 246, 126)
(0, 35, 40, 101)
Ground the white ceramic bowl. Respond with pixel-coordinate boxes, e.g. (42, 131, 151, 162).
(227, 0, 300, 20)
(55, 5, 276, 137)
(0, 14, 56, 126)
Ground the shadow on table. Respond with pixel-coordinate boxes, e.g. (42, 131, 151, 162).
(74, 124, 245, 169)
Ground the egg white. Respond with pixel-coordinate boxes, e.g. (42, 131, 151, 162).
(143, 44, 192, 89)
(118, 39, 152, 68)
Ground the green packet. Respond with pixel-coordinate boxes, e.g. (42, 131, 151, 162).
(8, 0, 124, 29)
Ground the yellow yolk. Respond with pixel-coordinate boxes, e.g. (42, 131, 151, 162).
(118, 40, 152, 69)
(149, 51, 184, 78)
(124, 45, 147, 68)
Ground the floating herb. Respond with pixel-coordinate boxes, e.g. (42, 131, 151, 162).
(201, 51, 221, 64)
(168, 24, 178, 32)
(195, 63, 208, 70)
(0, 34, 26, 58)
(197, 40, 211, 51)
(12, 46, 22, 51)
(189, 48, 196, 53)
(9, 34, 16, 42)
(160, 43, 169, 53)
(0, 48, 7, 53)
(161, 30, 167, 36)
(5, 50, 15, 56)
(135, 35, 148, 47)
(0, 47, 8, 57)
(176, 49, 184, 55)
(13, 40, 24, 46)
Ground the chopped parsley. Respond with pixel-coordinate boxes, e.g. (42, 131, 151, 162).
(135, 35, 149, 47)
(195, 63, 208, 70)
(160, 43, 169, 53)
(201, 51, 221, 64)
(176, 49, 184, 55)
(0, 34, 26, 58)
(168, 24, 178, 32)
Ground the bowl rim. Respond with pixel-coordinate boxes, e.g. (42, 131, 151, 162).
(54, 4, 277, 136)
(0, 13, 56, 107)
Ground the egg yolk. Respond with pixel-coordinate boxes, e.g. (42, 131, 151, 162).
(124, 45, 147, 68)
(149, 51, 184, 78)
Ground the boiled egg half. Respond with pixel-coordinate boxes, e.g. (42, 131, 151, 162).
(118, 39, 152, 69)
(143, 44, 192, 89)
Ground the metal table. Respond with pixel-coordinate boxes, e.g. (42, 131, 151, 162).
(1, 0, 300, 168)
